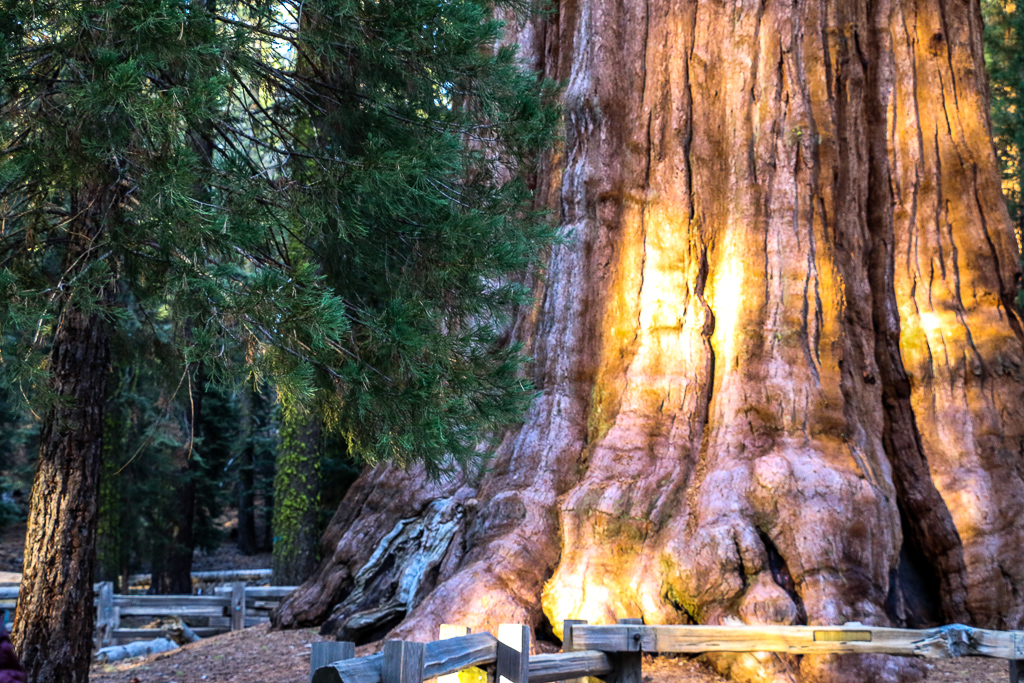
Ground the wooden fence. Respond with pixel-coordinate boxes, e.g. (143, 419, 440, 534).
(0, 581, 296, 646)
(310, 619, 1024, 683)
(127, 568, 275, 590)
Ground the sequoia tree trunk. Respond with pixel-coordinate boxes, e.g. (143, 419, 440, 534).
(13, 186, 114, 683)
(275, 1, 1024, 682)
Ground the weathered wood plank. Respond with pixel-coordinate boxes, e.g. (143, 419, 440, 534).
(313, 651, 386, 683)
(312, 647, 614, 683)
(112, 595, 230, 608)
(312, 642, 356, 683)
(95, 582, 116, 649)
(212, 585, 296, 599)
(561, 620, 589, 683)
(608, 618, 643, 683)
(115, 593, 229, 618)
(116, 606, 226, 617)
(563, 620, 587, 653)
(313, 631, 498, 683)
(528, 651, 614, 683)
(230, 582, 246, 631)
(438, 625, 473, 683)
(128, 568, 274, 587)
(497, 624, 530, 683)
(572, 624, 1024, 659)
(382, 641, 426, 683)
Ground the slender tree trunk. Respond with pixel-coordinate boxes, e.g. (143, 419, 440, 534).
(14, 186, 114, 683)
(157, 475, 197, 595)
(262, 487, 274, 553)
(237, 384, 258, 556)
(237, 454, 258, 555)
(151, 365, 204, 595)
(276, 1, 1024, 682)
(272, 397, 321, 585)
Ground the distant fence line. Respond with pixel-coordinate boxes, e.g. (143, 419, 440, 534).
(311, 619, 1024, 683)
(127, 568, 275, 589)
(0, 576, 296, 646)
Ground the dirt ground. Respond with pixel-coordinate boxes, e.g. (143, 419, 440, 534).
(2, 518, 1011, 683)
(87, 625, 1012, 683)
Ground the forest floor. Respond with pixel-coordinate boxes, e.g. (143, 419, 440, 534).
(0, 521, 1013, 683)
(85, 623, 1010, 683)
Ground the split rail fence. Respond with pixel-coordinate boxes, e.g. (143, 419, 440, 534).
(0, 581, 296, 645)
(310, 619, 1024, 683)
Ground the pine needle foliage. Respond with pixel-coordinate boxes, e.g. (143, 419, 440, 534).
(0, 0, 559, 476)
(278, 0, 560, 475)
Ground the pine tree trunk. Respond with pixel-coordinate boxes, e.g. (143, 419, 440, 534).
(13, 187, 113, 683)
(237, 385, 258, 556)
(155, 473, 196, 594)
(153, 366, 204, 595)
(276, 1, 1024, 681)
(262, 488, 274, 553)
(272, 398, 321, 585)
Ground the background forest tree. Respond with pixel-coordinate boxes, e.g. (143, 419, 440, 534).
(0, 0, 557, 680)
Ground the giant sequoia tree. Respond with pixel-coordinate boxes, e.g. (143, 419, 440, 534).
(275, 0, 1024, 682)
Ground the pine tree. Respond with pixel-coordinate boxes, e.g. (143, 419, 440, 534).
(0, 2, 341, 678)
(281, 0, 560, 475)
(0, 0, 555, 677)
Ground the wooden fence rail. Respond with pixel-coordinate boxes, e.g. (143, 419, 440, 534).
(0, 580, 296, 646)
(95, 581, 297, 645)
(311, 619, 1024, 683)
(128, 568, 274, 588)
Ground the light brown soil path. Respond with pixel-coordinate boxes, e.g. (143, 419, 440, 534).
(87, 627, 1011, 683)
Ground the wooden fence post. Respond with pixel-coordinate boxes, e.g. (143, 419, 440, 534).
(310, 641, 355, 683)
(562, 620, 586, 654)
(497, 624, 530, 683)
(229, 582, 246, 631)
(95, 581, 115, 649)
(606, 618, 644, 683)
(1012, 660, 1022, 683)
(382, 640, 426, 683)
(561, 620, 588, 683)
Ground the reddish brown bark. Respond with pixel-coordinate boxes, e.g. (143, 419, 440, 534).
(13, 186, 115, 683)
(275, 1, 1024, 682)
